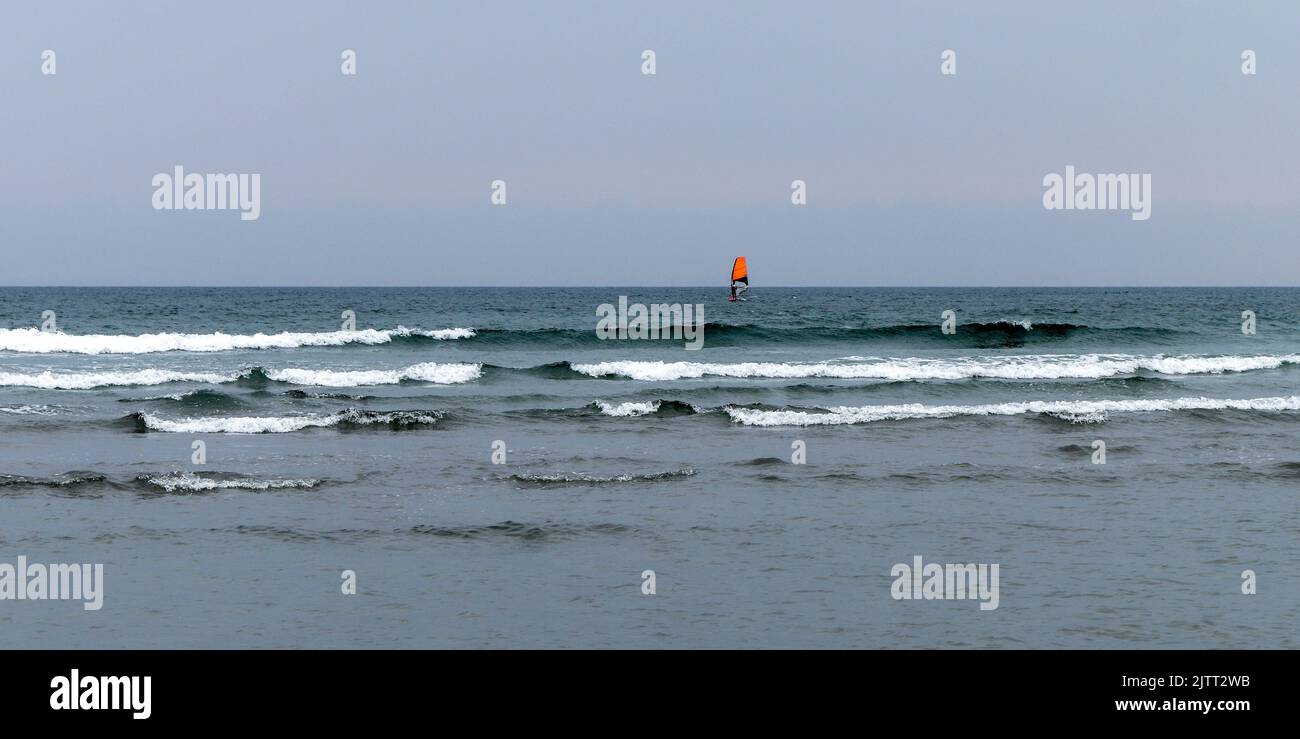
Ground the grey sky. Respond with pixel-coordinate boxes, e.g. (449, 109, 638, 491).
(2, 1, 1298, 286)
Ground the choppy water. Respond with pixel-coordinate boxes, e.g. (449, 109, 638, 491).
(1, 287, 1296, 647)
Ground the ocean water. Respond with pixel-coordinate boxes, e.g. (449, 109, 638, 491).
(1, 286, 1296, 648)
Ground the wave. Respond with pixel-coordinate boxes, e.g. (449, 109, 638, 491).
(139, 471, 320, 493)
(839, 320, 1182, 346)
(261, 363, 481, 386)
(1, 321, 1184, 354)
(221, 520, 635, 543)
(126, 408, 444, 433)
(424, 322, 1176, 348)
(280, 390, 377, 400)
(406, 521, 633, 541)
(505, 468, 697, 486)
(1058, 443, 1139, 453)
(1, 363, 480, 389)
(0, 469, 321, 493)
(0, 404, 59, 415)
(505, 400, 705, 421)
(1265, 462, 1300, 479)
(505, 361, 599, 380)
(0, 368, 240, 389)
(724, 395, 1300, 426)
(569, 354, 1300, 382)
(119, 389, 251, 410)
(593, 400, 659, 417)
(0, 326, 474, 354)
(467, 328, 597, 347)
(700, 321, 1105, 345)
(9, 353, 1290, 392)
(592, 399, 702, 417)
(0, 471, 109, 489)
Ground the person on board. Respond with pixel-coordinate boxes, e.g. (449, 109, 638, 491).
(729, 256, 748, 301)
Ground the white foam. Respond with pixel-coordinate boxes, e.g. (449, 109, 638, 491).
(572, 354, 1300, 382)
(137, 413, 335, 433)
(134, 391, 197, 401)
(0, 369, 239, 389)
(0, 326, 474, 354)
(0, 362, 480, 389)
(264, 362, 481, 386)
(0, 404, 59, 415)
(594, 400, 660, 416)
(135, 409, 441, 433)
(725, 395, 1300, 426)
(145, 471, 320, 492)
(395, 327, 476, 341)
(511, 469, 696, 483)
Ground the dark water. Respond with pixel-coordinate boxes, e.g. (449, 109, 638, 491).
(1, 287, 1296, 647)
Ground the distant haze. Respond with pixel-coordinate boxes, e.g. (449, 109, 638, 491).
(2, 1, 1298, 286)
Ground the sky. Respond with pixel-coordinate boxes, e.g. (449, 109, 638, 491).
(1, 1, 1298, 286)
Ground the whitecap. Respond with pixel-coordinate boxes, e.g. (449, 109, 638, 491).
(0, 326, 474, 354)
(571, 354, 1300, 382)
(724, 396, 1300, 426)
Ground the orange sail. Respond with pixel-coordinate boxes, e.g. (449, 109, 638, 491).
(730, 256, 748, 285)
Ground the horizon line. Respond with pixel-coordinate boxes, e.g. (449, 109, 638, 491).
(3, 285, 1300, 290)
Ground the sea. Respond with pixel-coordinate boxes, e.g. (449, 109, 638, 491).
(1, 287, 1296, 648)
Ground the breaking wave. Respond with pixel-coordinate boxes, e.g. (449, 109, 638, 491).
(0, 368, 241, 389)
(0, 363, 480, 389)
(591, 399, 703, 417)
(261, 363, 481, 386)
(0, 404, 60, 415)
(139, 471, 320, 492)
(569, 354, 1300, 382)
(724, 395, 1300, 426)
(505, 468, 697, 486)
(9, 354, 1287, 391)
(126, 408, 444, 433)
(338, 322, 1174, 348)
(0, 326, 474, 354)
(593, 400, 660, 417)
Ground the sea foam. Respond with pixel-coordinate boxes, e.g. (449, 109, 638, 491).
(143, 472, 321, 492)
(132, 409, 443, 433)
(0, 369, 240, 389)
(571, 354, 1300, 382)
(725, 395, 1300, 426)
(264, 362, 481, 386)
(593, 400, 662, 416)
(0, 326, 474, 354)
(0, 362, 480, 389)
